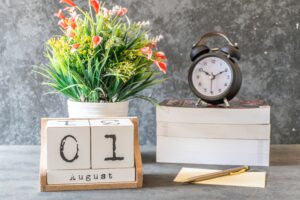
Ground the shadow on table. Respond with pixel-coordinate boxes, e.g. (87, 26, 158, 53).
(141, 149, 156, 164)
(143, 174, 181, 187)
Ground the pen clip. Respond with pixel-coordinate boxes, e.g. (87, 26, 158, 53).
(229, 168, 248, 175)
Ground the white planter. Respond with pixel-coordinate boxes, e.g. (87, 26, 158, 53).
(67, 100, 129, 118)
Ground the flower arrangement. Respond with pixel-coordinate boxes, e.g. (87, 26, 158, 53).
(38, 0, 167, 103)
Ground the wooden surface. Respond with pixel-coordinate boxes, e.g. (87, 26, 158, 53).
(270, 144, 300, 165)
(1, 145, 300, 199)
(39, 117, 143, 192)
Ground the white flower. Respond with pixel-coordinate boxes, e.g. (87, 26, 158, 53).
(153, 34, 164, 42)
(137, 20, 150, 26)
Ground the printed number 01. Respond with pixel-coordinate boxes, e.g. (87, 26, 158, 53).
(59, 134, 124, 162)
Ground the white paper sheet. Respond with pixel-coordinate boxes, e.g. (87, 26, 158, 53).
(174, 168, 266, 188)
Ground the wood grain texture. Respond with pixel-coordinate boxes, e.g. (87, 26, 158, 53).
(39, 119, 47, 192)
(270, 144, 300, 166)
(132, 118, 143, 188)
(39, 117, 143, 192)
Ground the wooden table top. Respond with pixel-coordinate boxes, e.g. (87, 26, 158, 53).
(0, 145, 299, 200)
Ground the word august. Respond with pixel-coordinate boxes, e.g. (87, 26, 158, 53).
(69, 172, 113, 182)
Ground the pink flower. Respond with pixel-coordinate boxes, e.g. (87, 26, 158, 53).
(116, 8, 127, 16)
(154, 61, 167, 74)
(64, 6, 76, 14)
(71, 43, 80, 53)
(90, 0, 100, 14)
(69, 10, 79, 19)
(58, 19, 68, 29)
(154, 51, 167, 60)
(140, 47, 152, 59)
(67, 27, 76, 38)
(92, 36, 102, 48)
(60, 0, 76, 7)
(102, 7, 112, 17)
(55, 9, 65, 19)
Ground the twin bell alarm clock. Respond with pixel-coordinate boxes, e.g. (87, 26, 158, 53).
(188, 32, 242, 106)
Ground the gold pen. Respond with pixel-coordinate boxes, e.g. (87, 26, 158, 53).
(182, 166, 250, 183)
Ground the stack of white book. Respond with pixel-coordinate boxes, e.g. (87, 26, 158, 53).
(156, 99, 271, 166)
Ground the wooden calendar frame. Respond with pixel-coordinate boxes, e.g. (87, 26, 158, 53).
(39, 117, 143, 192)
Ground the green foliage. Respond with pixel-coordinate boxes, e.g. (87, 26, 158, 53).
(37, 3, 166, 103)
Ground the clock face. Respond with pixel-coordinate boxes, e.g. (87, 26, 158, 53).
(191, 56, 233, 98)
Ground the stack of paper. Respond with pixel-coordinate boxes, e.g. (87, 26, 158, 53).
(156, 99, 271, 166)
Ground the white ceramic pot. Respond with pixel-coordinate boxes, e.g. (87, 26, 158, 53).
(67, 100, 129, 118)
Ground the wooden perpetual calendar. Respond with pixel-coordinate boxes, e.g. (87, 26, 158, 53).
(39, 117, 143, 192)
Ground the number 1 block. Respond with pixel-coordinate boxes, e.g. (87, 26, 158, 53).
(90, 119, 134, 169)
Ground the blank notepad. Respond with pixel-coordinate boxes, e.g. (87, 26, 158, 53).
(174, 168, 266, 188)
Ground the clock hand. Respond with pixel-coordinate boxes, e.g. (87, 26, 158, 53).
(200, 69, 210, 76)
(214, 70, 226, 77)
(210, 76, 213, 93)
(209, 72, 216, 80)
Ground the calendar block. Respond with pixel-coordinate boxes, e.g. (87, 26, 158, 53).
(40, 117, 143, 191)
(47, 168, 136, 184)
(90, 119, 134, 169)
(46, 120, 90, 170)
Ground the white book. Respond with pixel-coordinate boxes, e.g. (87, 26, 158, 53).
(156, 136, 270, 166)
(156, 99, 270, 124)
(157, 121, 270, 140)
(47, 168, 135, 185)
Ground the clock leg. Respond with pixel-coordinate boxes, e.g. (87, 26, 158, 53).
(195, 98, 208, 107)
(223, 98, 230, 107)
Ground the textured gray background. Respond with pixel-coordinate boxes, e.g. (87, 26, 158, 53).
(0, 0, 299, 145)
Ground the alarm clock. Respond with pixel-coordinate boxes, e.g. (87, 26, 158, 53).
(188, 32, 242, 105)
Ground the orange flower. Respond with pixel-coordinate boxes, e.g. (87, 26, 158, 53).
(71, 43, 80, 53)
(90, 0, 100, 14)
(60, 0, 76, 7)
(68, 32, 76, 38)
(154, 61, 167, 74)
(140, 46, 152, 59)
(116, 8, 127, 16)
(68, 17, 77, 30)
(55, 9, 65, 19)
(92, 36, 102, 48)
(148, 41, 157, 49)
(154, 51, 167, 60)
(58, 19, 68, 29)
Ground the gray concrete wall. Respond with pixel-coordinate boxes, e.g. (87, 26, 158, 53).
(0, 0, 299, 145)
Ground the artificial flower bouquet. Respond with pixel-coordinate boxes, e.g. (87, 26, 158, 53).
(38, 0, 167, 103)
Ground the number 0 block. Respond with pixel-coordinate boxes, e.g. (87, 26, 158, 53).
(90, 119, 134, 169)
(46, 120, 90, 170)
